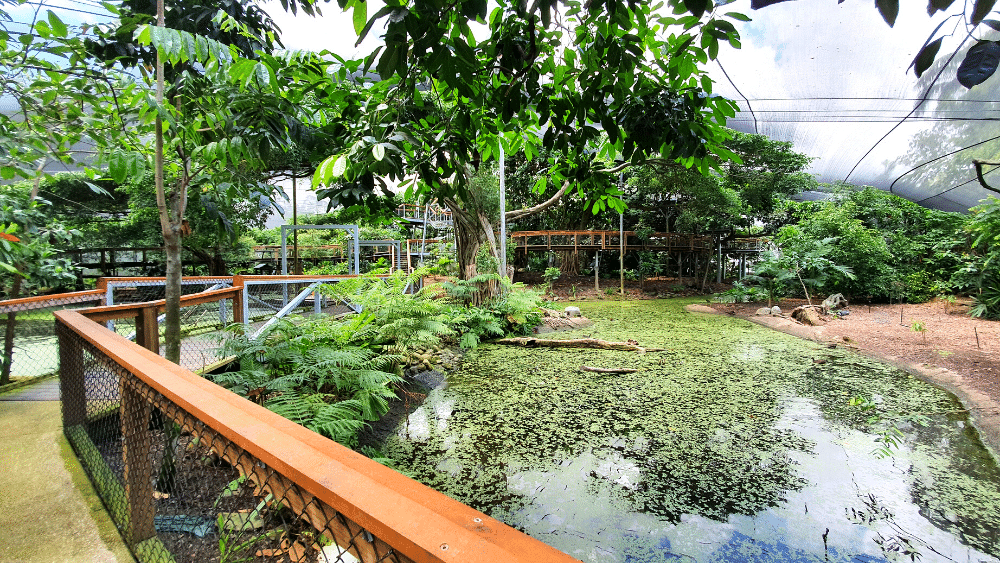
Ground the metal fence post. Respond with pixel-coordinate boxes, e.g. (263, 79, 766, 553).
(233, 275, 245, 325)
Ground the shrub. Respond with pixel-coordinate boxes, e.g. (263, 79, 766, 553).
(971, 273, 1000, 319)
(714, 282, 768, 303)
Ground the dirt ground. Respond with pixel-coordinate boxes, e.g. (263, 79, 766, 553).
(526, 273, 1000, 458)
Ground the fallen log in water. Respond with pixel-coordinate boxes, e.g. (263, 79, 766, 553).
(494, 337, 664, 353)
(579, 365, 638, 374)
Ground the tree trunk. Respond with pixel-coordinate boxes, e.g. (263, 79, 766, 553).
(1, 274, 22, 385)
(163, 227, 183, 363)
(185, 246, 229, 276)
(557, 250, 580, 276)
(446, 199, 486, 282)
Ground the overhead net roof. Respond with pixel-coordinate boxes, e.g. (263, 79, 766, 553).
(711, 0, 1000, 212)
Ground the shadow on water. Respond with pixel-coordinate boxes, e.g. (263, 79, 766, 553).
(382, 299, 1000, 563)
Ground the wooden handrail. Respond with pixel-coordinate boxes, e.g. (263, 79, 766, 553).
(54, 308, 578, 563)
(0, 289, 104, 314)
(79, 286, 243, 323)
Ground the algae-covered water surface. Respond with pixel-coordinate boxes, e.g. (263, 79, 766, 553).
(382, 299, 1000, 562)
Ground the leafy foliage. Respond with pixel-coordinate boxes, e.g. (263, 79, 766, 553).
(323, 269, 453, 353)
(714, 281, 768, 304)
(971, 273, 1000, 319)
(784, 188, 968, 301)
(763, 227, 855, 307)
(441, 274, 543, 347)
(0, 186, 78, 294)
(212, 316, 402, 447)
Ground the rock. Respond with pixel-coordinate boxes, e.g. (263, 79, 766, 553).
(756, 307, 772, 316)
(770, 305, 782, 315)
(564, 306, 582, 318)
(821, 293, 848, 313)
(791, 305, 824, 326)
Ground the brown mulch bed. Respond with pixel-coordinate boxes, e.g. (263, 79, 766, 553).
(709, 298, 999, 398)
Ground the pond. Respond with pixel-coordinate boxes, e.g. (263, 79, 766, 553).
(381, 299, 1000, 563)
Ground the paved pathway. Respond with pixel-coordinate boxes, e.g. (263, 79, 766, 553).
(0, 379, 134, 563)
(0, 377, 60, 401)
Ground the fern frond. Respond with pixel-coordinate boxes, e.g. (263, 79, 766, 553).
(264, 392, 313, 426)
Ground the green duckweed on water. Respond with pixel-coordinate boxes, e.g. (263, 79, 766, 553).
(382, 298, 1000, 562)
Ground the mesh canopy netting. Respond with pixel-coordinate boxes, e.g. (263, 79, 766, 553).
(711, 0, 1000, 212)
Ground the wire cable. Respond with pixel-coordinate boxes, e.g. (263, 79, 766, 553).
(888, 134, 1000, 192)
(716, 59, 758, 134)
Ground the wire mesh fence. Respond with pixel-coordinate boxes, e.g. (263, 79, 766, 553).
(58, 319, 415, 563)
(0, 275, 413, 386)
(98, 278, 236, 373)
(240, 278, 359, 326)
(0, 290, 105, 385)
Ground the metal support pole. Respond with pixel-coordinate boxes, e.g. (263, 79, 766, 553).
(499, 142, 507, 281)
(717, 239, 723, 283)
(619, 211, 624, 295)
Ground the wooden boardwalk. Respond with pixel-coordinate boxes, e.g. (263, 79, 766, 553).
(511, 230, 767, 255)
(511, 230, 713, 256)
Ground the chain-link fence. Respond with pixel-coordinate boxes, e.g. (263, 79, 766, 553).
(57, 316, 412, 563)
(56, 306, 571, 563)
(97, 278, 236, 373)
(0, 290, 105, 386)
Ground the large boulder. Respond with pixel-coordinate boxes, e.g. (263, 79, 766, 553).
(791, 305, 825, 326)
(821, 293, 848, 313)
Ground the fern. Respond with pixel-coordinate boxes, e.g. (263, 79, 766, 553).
(321, 269, 452, 353)
(209, 313, 405, 448)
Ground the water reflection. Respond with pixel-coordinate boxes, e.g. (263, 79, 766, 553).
(382, 300, 1000, 562)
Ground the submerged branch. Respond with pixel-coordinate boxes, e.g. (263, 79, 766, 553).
(579, 365, 638, 374)
(495, 337, 664, 353)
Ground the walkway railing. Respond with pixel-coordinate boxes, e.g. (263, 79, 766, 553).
(55, 278, 575, 563)
(0, 289, 106, 386)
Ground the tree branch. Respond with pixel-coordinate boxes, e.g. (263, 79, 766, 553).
(505, 178, 572, 221)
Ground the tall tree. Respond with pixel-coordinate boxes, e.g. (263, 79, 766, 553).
(314, 0, 747, 279)
(95, 0, 322, 362)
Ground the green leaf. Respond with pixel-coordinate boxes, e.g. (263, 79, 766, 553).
(353, 1, 367, 36)
(875, 0, 898, 27)
(972, 0, 998, 26)
(912, 37, 943, 78)
(46, 11, 67, 37)
(108, 151, 127, 184)
(34, 21, 51, 38)
(683, 0, 710, 18)
(332, 155, 348, 178)
(356, 6, 395, 46)
(957, 40, 1000, 88)
(135, 25, 151, 46)
(372, 144, 385, 161)
(927, 0, 957, 15)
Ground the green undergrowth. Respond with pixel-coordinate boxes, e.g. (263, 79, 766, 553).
(382, 298, 1000, 559)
